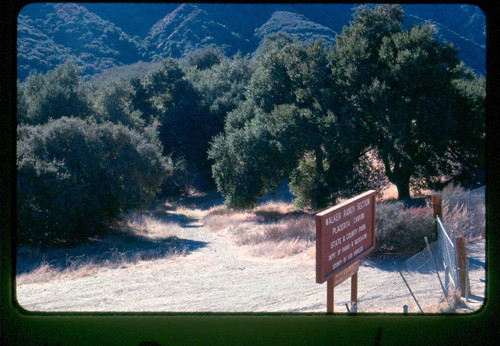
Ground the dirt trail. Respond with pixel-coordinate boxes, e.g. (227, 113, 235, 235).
(16, 209, 485, 313)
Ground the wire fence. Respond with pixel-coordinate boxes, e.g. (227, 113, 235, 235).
(437, 216, 459, 292)
(356, 186, 485, 313)
(356, 241, 446, 313)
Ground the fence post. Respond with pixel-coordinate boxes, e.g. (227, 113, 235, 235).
(465, 259, 470, 302)
(432, 195, 443, 219)
(455, 236, 470, 298)
(467, 189, 471, 241)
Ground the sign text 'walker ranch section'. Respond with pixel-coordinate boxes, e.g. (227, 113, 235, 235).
(316, 190, 376, 283)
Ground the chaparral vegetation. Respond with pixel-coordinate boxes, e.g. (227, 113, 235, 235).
(17, 4, 484, 262)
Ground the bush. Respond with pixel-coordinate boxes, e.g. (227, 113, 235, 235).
(17, 62, 93, 125)
(289, 153, 317, 209)
(374, 201, 436, 256)
(17, 117, 170, 248)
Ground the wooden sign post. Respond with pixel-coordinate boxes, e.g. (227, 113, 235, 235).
(316, 190, 376, 312)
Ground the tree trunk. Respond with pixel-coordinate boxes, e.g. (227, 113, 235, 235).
(394, 176, 411, 201)
(380, 152, 412, 201)
(312, 146, 329, 209)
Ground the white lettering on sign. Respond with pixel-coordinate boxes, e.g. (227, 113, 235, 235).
(330, 238, 341, 249)
(358, 223, 366, 232)
(328, 253, 336, 261)
(326, 212, 341, 226)
(354, 233, 368, 245)
(337, 221, 351, 233)
(342, 243, 351, 253)
(357, 198, 370, 211)
(345, 228, 358, 240)
(354, 246, 364, 256)
(343, 206, 356, 217)
(332, 259, 342, 271)
(353, 212, 365, 224)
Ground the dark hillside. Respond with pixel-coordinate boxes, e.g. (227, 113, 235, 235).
(18, 3, 142, 81)
(78, 3, 179, 38)
(17, 3, 486, 81)
(254, 11, 336, 45)
(144, 3, 250, 61)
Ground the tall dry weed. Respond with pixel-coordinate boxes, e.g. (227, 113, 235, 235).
(203, 201, 315, 258)
(441, 184, 485, 240)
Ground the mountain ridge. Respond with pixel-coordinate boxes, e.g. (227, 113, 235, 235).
(17, 3, 486, 81)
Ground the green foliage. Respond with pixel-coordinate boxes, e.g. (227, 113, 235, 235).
(134, 59, 206, 164)
(208, 114, 286, 209)
(18, 62, 93, 125)
(16, 4, 485, 225)
(374, 201, 436, 255)
(288, 153, 317, 209)
(94, 80, 145, 130)
(88, 61, 158, 86)
(186, 52, 254, 135)
(210, 5, 484, 209)
(186, 47, 225, 70)
(17, 3, 143, 81)
(210, 37, 351, 209)
(329, 4, 485, 199)
(17, 117, 170, 248)
(253, 32, 298, 59)
(131, 57, 249, 188)
(446, 64, 486, 187)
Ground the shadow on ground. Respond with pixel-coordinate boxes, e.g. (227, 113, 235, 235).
(360, 256, 409, 272)
(16, 193, 225, 276)
(143, 208, 203, 228)
(17, 230, 208, 275)
(168, 190, 224, 210)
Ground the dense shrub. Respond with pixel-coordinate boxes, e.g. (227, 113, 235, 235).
(17, 62, 93, 125)
(17, 117, 170, 247)
(374, 201, 436, 256)
(93, 81, 146, 131)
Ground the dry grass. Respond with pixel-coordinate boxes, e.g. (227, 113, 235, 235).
(439, 183, 486, 241)
(380, 183, 399, 200)
(202, 200, 316, 259)
(423, 290, 466, 313)
(17, 207, 191, 285)
(442, 199, 485, 241)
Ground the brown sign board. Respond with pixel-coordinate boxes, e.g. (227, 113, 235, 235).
(316, 190, 376, 284)
(331, 260, 359, 288)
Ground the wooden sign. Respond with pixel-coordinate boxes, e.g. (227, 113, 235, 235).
(316, 190, 376, 312)
(331, 259, 359, 287)
(316, 190, 376, 284)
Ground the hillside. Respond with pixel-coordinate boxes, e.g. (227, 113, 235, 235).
(254, 11, 336, 45)
(17, 3, 143, 80)
(17, 3, 486, 81)
(144, 3, 250, 61)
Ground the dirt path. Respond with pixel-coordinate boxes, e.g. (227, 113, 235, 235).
(16, 210, 486, 313)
